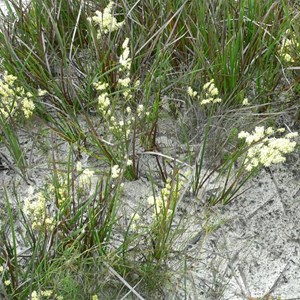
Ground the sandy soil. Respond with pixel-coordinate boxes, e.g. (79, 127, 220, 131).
(1, 115, 299, 300)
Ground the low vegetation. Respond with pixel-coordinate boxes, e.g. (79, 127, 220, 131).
(0, 0, 299, 299)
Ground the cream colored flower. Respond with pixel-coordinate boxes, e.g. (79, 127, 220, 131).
(22, 98, 35, 118)
(31, 291, 39, 300)
(137, 104, 144, 117)
(79, 168, 94, 186)
(111, 165, 120, 178)
(4, 280, 11, 286)
(98, 92, 110, 111)
(91, 1, 124, 36)
(132, 213, 140, 221)
(187, 86, 197, 97)
(93, 81, 109, 91)
(239, 126, 298, 171)
(202, 79, 214, 90)
(24, 188, 55, 231)
(200, 79, 221, 105)
(242, 98, 250, 106)
(277, 128, 286, 133)
(76, 161, 83, 172)
(119, 38, 131, 70)
(41, 290, 53, 297)
(126, 159, 133, 166)
(286, 132, 298, 139)
(118, 77, 131, 87)
(38, 89, 47, 96)
(278, 30, 299, 63)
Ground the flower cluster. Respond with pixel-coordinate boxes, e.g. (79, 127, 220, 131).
(24, 186, 55, 231)
(93, 77, 144, 147)
(117, 37, 138, 101)
(147, 174, 186, 218)
(90, 3, 148, 166)
(48, 163, 94, 207)
(200, 79, 222, 105)
(94, 81, 111, 116)
(24, 163, 95, 232)
(119, 38, 131, 71)
(109, 115, 132, 137)
(4, 279, 10, 286)
(89, 1, 124, 37)
(242, 98, 250, 106)
(22, 95, 35, 118)
(238, 126, 298, 171)
(76, 162, 94, 186)
(48, 176, 69, 207)
(187, 86, 197, 97)
(278, 29, 299, 63)
(0, 72, 18, 118)
(0, 72, 36, 119)
(90, 2, 138, 101)
(187, 79, 222, 105)
(31, 290, 54, 300)
(111, 164, 121, 178)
